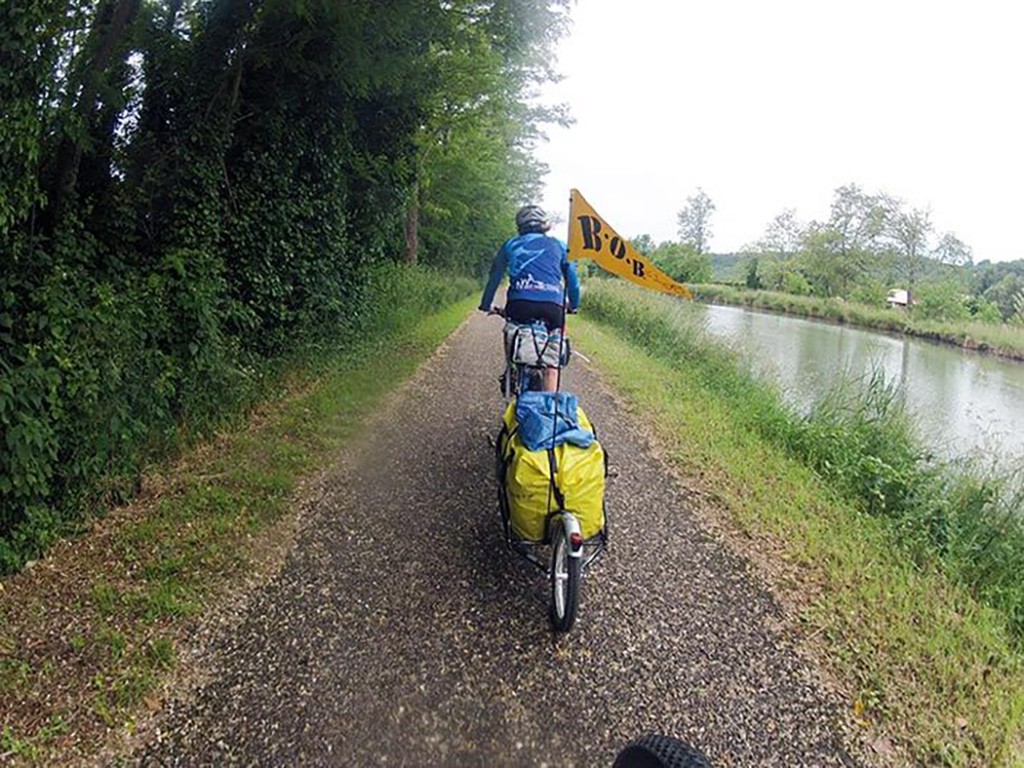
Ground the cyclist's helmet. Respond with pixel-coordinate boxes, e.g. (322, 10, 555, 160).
(515, 204, 550, 234)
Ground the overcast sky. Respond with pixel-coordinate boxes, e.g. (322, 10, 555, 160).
(535, 0, 1023, 263)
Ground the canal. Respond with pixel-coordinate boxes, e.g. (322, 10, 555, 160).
(700, 304, 1024, 469)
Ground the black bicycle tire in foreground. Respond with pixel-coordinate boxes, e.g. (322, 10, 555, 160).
(613, 734, 713, 768)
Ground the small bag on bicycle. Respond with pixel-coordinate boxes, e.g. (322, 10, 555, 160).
(503, 321, 566, 368)
(497, 397, 606, 542)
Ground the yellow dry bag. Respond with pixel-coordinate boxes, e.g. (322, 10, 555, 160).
(497, 400, 606, 542)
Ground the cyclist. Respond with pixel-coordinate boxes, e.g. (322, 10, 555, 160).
(480, 204, 581, 392)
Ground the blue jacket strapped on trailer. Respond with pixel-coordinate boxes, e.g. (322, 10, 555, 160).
(514, 391, 594, 452)
(479, 233, 581, 311)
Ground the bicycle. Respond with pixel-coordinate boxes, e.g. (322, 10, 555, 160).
(488, 306, 606, 632)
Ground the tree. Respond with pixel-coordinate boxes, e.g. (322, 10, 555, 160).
(830, 184, 888, 256)
(760, 208, 802, 260)
(0, 0, 574, 564)
(886, 204, 933, 310)
(933, 232, 973, 267)
(772, 185, 891, 299)
(796, 222, 846, 296)
(409, 0, 571, 270)
(630, 234, 656, 255)
(849, 278, 889, 307)
(963, 296, 1002, 324)
(821, 184, 888, 295)
(983, 274, 1024, 320)
(650, 242, 712, 283)
(676, 188, 715, 254)
(914, 280, 970, 322)
(740, 210, 803, 293)
(745, 258, 762, 289)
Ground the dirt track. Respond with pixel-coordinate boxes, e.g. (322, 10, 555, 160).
(137, 311, 861, 767)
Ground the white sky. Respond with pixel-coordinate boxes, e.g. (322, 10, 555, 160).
(535, 0, 1024, 263)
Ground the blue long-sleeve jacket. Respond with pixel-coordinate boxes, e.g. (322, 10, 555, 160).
(479, 233, 580, 311)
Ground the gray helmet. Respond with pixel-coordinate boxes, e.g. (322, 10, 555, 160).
(515, 204, 550, 234)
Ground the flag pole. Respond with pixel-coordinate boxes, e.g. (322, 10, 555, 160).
(544, 202, 573, 524)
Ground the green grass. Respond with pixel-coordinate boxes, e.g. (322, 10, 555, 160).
(0, 718, 68, 762)
(693, 283, 1024, 360)
(0, 284, 476, 763)
(574, 280, 1024, 766)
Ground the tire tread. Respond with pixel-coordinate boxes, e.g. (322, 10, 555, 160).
(612, 734, 712, 768)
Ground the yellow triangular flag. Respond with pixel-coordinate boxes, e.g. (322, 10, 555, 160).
(567, 189, 693, 300)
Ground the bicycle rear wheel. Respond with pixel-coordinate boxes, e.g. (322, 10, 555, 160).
(549, 520, 581, 632)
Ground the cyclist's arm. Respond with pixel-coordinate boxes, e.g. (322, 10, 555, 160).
(563, 255, 581, 311)
(479, 245, 508, 311)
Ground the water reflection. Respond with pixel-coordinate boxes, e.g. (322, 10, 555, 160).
(700, 304, 1024, 468)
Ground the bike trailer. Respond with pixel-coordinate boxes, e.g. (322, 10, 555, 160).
(496, 395, 606, 542)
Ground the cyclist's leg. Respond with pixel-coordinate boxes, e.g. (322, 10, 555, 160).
(535, 301, 565, 392)
(541, 367, 558, 392)
(506, 299, 564, 393)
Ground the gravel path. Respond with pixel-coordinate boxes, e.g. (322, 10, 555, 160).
(137, 311, 860, 767)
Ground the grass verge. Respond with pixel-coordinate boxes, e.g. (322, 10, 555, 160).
(573, 281, 1024, 766)
(0, 292, 476, 764)
(693, 283, 1024, 361)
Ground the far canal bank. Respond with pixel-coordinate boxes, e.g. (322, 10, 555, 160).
(693, 285, 1024, 363)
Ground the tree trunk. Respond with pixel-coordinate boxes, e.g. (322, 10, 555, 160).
(51, 0, 141, 225)
(906, 249, 916, 314)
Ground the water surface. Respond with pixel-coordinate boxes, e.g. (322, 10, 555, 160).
(700, 304, 1024, 469)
